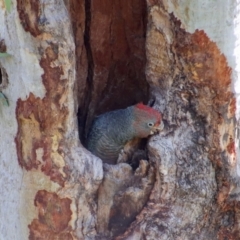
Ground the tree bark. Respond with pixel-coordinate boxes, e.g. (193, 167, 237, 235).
(0, 0, 239, 239)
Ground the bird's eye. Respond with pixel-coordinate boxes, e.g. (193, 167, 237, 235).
(148, 122, 154, 127)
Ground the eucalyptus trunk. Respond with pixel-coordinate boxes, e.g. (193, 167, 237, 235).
(0, 0, 239, 239)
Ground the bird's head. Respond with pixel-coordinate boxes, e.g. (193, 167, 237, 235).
(132, 103, 164, 138)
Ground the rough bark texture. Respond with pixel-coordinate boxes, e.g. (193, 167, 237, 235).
(116, 3, 237, 238)
(0, 0, 240, 240)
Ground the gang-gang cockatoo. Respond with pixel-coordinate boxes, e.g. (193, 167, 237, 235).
(87, 103, 163, 164)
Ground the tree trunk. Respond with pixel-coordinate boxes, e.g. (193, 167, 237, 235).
(0, 0, 239, 239)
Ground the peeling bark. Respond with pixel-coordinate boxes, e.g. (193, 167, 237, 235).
(15, 47, 69, 186)
(29, 190, 73, 239)
(17, 0, 41, 37)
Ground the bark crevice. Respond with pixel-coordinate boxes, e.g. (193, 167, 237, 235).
(82, 0, 95, 142)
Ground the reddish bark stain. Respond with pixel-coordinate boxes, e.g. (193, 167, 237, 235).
(173, 19, 234, 165)
(227, 138, 236, 155)
(174, 27, 231, 98)
(217, 182, 230, 206)
(218, 228, 239, 240)
(15, 45, 69, 186)
(17, 0, 41, 37)
(29, 190, 73, 240)
(229, 98, 236, 116)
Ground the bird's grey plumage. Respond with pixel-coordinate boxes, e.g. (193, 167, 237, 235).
(87, 107, 135, 164)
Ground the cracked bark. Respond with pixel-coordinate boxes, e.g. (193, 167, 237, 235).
(1, 0, 240, 240)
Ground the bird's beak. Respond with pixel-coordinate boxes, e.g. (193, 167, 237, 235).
(155, 121, 164, 131)
(150, 121, 164, 135)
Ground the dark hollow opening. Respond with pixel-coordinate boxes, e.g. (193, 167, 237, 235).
(70, 0, 150, 165)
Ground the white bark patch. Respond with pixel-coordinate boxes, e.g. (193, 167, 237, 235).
(0, 3, 42, 239)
